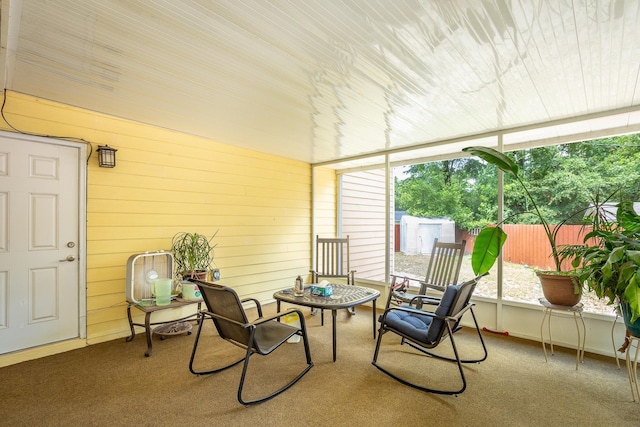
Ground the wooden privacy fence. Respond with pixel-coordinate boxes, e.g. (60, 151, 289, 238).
(459, 224, 593, 270)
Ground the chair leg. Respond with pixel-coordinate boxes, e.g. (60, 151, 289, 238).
(371, 326, 386, 365)
(372, 323, 468, 395)
(372, 309, 487, 395)
(348, 275, 356, 315)
(404, 308, 488, 364)
(237, 326, 314, 405)
(384, 289, 394, 311)
(310, 307, 325, 326)
(467, 307, 489, 363)
(189, 315, 244, 375)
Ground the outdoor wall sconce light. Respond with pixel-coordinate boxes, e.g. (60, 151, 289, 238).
(97, 145, 117, 168)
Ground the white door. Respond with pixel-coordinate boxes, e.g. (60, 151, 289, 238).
(0, 134, 82, 354)
(418, 224, 440, 255)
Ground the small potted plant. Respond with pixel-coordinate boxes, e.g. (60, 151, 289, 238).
(170, 231, 217, 281)
(560, 201, 640, 339)
(462, 146, 597, 305)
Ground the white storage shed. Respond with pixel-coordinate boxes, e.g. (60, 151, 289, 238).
(399, 215, 456, 255)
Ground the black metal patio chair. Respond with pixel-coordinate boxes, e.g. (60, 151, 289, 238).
(372, 273, 488, 395)
(188, 280, 313, 405)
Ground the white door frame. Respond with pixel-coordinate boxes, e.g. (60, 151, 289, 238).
(2, 130, 87, 344)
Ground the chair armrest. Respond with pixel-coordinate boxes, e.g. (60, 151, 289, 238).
(381, 303, 473, 325)
(447, 303, 474, 322)
(201, 307, 307, 330)
(420, 281, 445, 292)
(391, 274, 420, 281)
(379, 305, 441, 324)
(381, 301, 475, 322)
(200, 310, 248, 328)
(240, 297, 263, 318)
(409, 294, 442, 308)
(249, 308, 305, 327)
(389, 275, 411, 291)
(391, 275, 423, 288)
(386, 304, 474, 327)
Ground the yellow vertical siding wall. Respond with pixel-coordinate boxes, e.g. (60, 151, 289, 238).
(1, 91, 337, 344)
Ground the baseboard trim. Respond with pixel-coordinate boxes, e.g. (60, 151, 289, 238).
(0, 339, 87, 368)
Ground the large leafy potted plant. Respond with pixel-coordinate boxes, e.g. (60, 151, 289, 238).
(462, 146, 584, 306)
(170, 231, 217, 281)
(560, 201, 640, 336)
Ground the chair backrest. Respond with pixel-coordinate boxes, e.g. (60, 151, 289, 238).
(420, 238, 466, 293)
(198, 282, 252, 346)
(425, 274, 481, 343)
(315, 235, 351, 278)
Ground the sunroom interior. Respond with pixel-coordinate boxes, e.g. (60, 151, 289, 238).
(1, 0, 640, 366)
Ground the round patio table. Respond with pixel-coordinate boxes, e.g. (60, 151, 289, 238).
(274, 284, 380, 362)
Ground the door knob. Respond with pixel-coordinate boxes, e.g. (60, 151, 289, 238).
(60, 255, 76, 262)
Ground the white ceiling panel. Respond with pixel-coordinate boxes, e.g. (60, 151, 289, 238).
(2, 0, 640, 168)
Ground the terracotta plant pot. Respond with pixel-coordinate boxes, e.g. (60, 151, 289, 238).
(536, 271, 581, 307)
(181, 270, 208, 281)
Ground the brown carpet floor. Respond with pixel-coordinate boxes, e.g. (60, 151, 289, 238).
(0, 303, 638, 426)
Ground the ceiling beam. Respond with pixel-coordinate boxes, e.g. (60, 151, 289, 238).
(320, 103, 640, 172)
(0, 0, 23, 90)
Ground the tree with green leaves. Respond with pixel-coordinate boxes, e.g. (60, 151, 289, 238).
(395, 136, 640, 231)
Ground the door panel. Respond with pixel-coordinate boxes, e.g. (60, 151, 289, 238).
(0, 271, 7, 328)
(0, 136, 80, 354)
(31, 193, 59, 249)
(30, 267, 58, 322)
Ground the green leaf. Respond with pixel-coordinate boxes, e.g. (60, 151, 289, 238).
(624, 274, 640, 323)
(618, 201, 640, 232)
(628, 250, 640, 265)
(471, 226, 508, 275)
(462, 146, 519, 176)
